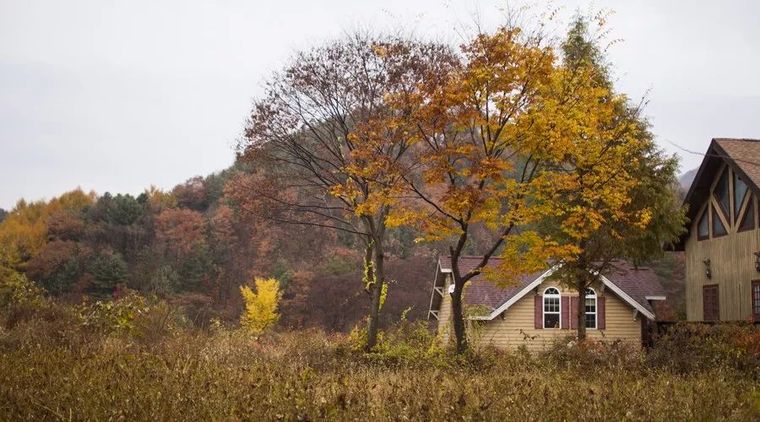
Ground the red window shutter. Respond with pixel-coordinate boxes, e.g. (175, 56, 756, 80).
(598, 296, 606, 330)
(561, 296, 569, 329)
(534, 295, 543, 329)
(570, 297, 579, 329)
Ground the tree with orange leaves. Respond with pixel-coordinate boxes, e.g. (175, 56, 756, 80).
(384, 17, 684, 351)
(382, 23, 567, 353)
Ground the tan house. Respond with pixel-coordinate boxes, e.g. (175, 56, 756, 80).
(428, 256, 667, 351)
(678, 138, 760, 322)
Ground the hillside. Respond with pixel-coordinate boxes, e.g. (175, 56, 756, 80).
(0, 160, 450, 332)
(679, 168, 698, 193)
(0, 160, 687, 331)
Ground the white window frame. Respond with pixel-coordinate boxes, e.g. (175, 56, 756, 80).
(543, 287, 561, 329)
(585, 288, 597, 329)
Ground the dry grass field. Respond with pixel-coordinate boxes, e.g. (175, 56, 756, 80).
(1, 294, 758, 421)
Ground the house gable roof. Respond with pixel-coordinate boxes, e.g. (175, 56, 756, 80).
(437, 256, 548, 310)
(432, 257, 666, 321)
(679, 138, 760, 247)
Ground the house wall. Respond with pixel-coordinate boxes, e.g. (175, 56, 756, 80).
(684, 163, 760, 321)
(435, 278, 643, 352)
(685, 202, 759, 321)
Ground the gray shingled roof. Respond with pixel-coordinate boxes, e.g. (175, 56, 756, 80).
(603, 261, 666, 314)
(438, 256, 546, 310)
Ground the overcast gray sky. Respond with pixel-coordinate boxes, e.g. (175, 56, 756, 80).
(1, 0, 758, 209)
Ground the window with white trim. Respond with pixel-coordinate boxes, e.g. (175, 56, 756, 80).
(584, 288, 597, 329)
(543, 287, 561, 328)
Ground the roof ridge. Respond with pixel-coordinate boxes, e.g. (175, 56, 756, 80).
(714, 137, 760, 142)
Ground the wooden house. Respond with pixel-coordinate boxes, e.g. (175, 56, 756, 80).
(428, 256, 667, 351)
(678, 138, 760, 322)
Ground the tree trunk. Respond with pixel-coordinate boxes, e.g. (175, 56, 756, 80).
(449, 233, 470, 354)
(576, 277, 587, 342)
(451, 277, 468, 353)
(365, 240, 385, 351)
(363, 242, 374, 294)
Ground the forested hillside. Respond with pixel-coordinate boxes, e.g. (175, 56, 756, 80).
(0, 161, 463, 330)
(0, 161, 687, 330)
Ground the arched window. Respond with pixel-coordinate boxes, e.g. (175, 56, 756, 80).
(543, 287, 561, 328)
(585, 288, 597, 329)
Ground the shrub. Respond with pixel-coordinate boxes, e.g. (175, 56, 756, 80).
(540, 337, 644, 372)
(647, 322, 760, 378)
(240, 278, 281, 335)
(348, 313, 467, 368)
(0, 270, 46, 309)
(0, 270, 56, 331)
(78, 290, 150, 334)
(131, 300, 182, 346)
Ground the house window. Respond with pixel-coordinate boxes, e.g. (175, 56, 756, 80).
(712, 205, 727, 237)
(714, 168, 730, 218)
(739, 196, 755, 232)
(734, 172, 748, 220)
(584, 288, 597, 329)
(697, 207, 709, 240)
(543, 287, 561, 328)
(752, 280, 760, 321)
(703, 285, 719, 321)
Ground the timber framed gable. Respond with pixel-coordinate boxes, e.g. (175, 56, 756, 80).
(693, 162, 758, 241)
(680, 138, 760, 322)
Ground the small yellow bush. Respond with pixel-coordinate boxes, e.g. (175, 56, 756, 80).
(240, 278, 281, 335)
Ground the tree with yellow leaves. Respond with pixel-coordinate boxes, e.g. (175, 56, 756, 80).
(533, 17, 685, 341)
(0, 189, 94, 274)
(240, 278, 281, 335)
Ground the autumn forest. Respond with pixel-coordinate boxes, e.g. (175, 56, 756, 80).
(1, 11, 758, 420)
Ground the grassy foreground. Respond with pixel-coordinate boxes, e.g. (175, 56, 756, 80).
(0, 283, 758, 421)
(1, 324, 759, 421)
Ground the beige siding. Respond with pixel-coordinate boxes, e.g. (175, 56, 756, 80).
(684, 163, 759, 321)
(436, 280, 643, 352)
(475, 283, 641, 352)
(685, 213, 759, 321)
